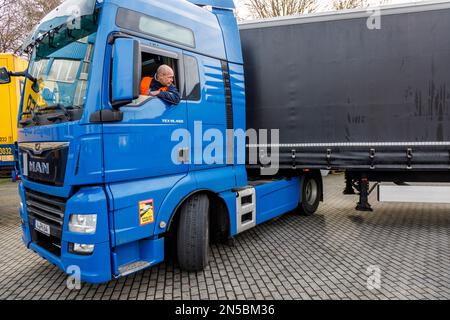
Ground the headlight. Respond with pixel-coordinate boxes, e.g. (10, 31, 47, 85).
(69, 214, 97, 234)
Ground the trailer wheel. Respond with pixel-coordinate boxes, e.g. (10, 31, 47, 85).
(177, 194, 210, 271)
(297, 174, 322, 216)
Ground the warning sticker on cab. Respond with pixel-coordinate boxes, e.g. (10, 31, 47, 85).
(139, 199, 154, 226)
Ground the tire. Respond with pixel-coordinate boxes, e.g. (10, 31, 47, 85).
(297, 174, 322, 216)
(177, 194, 210, 271)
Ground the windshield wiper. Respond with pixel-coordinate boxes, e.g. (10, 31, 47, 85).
(19, 108, 41, 127)
(38, 103, 70, 113)
(38, 104, 73, 123)
(20, 104, 80, 126)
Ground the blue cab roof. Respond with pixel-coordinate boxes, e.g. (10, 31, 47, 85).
(107, 0, 227, 60)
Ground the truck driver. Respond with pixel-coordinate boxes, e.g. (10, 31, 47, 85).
(139, 64, 181, 105)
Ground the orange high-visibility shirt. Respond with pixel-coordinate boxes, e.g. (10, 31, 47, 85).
(140, 77, 169, 95)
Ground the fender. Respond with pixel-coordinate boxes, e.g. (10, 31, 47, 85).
(153, 166, 237, 236)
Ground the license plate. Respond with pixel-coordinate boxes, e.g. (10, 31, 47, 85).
(0, 155, 14, 162)
(35, 220, 50, 236)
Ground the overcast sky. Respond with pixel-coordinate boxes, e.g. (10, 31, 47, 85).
(235, 0, 430, 20)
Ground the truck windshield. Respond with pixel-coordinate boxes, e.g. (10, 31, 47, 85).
(20, 13, 98, 127)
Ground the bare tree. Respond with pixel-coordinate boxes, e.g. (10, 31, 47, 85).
(0, 0, 25, 53)
(245, 0, 318, 19)
(0, 0, 62, 54)
(331, 0, 390, 11)
(21, 0, 64, 29)
(235, 3, 248, 21)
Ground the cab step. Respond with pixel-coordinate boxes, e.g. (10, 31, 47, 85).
(118, 261, 151, 277)
(236, 186, 256, 234)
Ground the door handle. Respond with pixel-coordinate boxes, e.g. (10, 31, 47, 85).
(178, 147, 189, 164)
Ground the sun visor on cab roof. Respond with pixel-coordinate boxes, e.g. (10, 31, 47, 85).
(186, 0, 235, 10)
(21, 0, 97, 53)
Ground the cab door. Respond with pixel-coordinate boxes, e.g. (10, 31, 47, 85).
(102, 39, 188, 182)
(183, 52, 228, 171)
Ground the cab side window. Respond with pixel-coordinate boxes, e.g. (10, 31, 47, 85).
(141, 51, 179, 89)
(184, 55, 200, 101)
(129, 50, 181, 106)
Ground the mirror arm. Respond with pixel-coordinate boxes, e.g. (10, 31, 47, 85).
(9, 71, 39, 93)
(107, 31, 133, 44)
(9, 71, 37, 83)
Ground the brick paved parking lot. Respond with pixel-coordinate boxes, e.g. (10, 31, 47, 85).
(0, 174, 449, 300)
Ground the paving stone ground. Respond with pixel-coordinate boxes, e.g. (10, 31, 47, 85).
(0, 174, 449, 300)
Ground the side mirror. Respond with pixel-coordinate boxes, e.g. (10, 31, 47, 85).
(111, 38, 141, 107)
(0, 67, 11, 84)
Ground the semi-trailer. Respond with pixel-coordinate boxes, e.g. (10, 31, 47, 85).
(241, 1, 450, 210)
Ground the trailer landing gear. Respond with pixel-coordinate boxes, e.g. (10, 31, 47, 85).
(345, 172, 375, 212)
(355, 175, 373, 212)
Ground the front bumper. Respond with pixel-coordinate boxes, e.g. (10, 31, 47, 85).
(28, 242, 112, 284)
(19, 182, 112, 284)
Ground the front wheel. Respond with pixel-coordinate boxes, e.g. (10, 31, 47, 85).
(297, 174, 322, 216)
(177, 194, 210, 271)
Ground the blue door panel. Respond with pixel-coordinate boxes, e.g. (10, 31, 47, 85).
(185, 52, 227, 170)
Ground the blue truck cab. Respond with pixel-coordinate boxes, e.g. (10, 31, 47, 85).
(0, 0, 322, 283)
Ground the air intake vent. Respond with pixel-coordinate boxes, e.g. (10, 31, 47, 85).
(25, 189, 66, 256)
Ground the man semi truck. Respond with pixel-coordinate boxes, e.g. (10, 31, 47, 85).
(2, 0, 450, 284)
(0, 54, 27, 179)
(0, 0, 323, 283)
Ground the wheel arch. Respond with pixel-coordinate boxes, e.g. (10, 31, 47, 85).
(166, 189, 231, 243)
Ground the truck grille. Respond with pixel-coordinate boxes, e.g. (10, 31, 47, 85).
(25, 189, 66, 257)
(19, 142, 69, 187)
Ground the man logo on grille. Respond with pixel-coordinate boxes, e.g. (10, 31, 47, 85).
(33, 143, 44, 155)
(29, 161, 50, 175)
